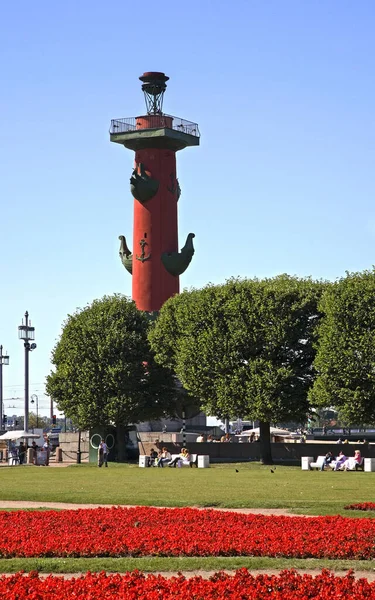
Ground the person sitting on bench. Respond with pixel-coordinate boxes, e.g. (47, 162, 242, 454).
(321, 451, 334, 471)
(157, 447, 171, 467)
(149, 448, 158, 466)
(343, 449, 362, 471)
(168, 448, 193, 468)
(333, 451, 347, 470)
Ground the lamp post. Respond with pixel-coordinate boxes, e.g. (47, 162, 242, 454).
(18, 311, 36, 432)
(31, 394, 39, 428)
(0, 346, 9, 430)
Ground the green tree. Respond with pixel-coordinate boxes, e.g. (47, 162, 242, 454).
(46, 294, 178, 461)
(149, 276, 325, 463)
(311, 269, 375, 426)
(28, 413, 49, 430)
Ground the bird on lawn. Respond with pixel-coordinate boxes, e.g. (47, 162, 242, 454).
(235, 469, 239, 473)
(270, 469, 275, 473)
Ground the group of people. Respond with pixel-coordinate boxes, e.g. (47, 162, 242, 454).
(8, 438, 51, 466)
(149, 447, 195, 468)
(9, 441, 27, 465)
(8, 442, 22, 465)
(336, 438, 368, 445)
(196, 433, 234, 443)
(321, 449, 363, 471)
(32, 438, 51, 465)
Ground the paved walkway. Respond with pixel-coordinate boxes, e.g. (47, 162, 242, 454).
(0, 501, 304, 516)
(0, 460, 80, 468)
(2, 569, 375, 581)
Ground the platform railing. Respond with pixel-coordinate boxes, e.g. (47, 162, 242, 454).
(110, 114, 200, 137)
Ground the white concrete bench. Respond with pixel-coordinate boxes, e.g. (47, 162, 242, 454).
(197, 455, 210, 468)
(301, 456, 314, 470)
(170, 453, 198, 467)
(139, 455, 151, 467)
(364, 458, 375, 472)
(139, 453, 210, 468)
(169, 454, 210, 468)
(138, 454, 197, 467)
(309, 455, 325, 470)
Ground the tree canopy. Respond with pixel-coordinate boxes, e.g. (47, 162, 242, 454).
(46, 295, 178, 455)
(311, 269, 375, 425)
(149, 275, 326, 462)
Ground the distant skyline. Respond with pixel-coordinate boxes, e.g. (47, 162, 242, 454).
(1, 1, 375, 416)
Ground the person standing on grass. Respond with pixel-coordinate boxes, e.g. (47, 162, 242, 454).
(98, 438, 108, 467)
(31, 441, 38, 465)
(97, 442, 103, 467)
(43, 437, 51, 466)
(18, 442, 26, 465)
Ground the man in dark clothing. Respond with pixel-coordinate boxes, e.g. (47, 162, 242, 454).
(321, 451, 334, 471)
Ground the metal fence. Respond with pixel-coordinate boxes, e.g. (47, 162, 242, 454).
(110, 114, 200, 137)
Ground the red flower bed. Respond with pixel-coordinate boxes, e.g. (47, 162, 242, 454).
(1, 506, 375, 559)
(345, 502, 375, 511)
(1, 569, 375, 599)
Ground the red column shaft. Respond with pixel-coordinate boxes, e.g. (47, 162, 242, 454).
(132, 147, 179, 312)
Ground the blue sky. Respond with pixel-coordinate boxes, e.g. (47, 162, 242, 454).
(1, 1, 375, 416)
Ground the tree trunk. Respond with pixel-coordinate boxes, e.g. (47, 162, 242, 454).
(116, 423, 128, 463)
(259, 421, 273, 464)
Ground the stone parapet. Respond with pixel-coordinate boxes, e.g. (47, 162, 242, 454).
(137, 439, 375, 464)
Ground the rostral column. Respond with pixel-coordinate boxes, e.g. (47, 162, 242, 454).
(110, 72, 200, 312)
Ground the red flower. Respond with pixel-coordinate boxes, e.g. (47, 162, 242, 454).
(0, 569, 374, 599)
(345, 502, 375, 512)
(0, 507, 375, 560)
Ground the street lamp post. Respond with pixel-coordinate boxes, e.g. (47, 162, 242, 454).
(0, 346, 9, 430)
(18, 311, 37, 432)
(31, 394, 39, 428)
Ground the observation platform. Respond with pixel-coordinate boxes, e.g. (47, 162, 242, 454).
(109, 114, 200, 152)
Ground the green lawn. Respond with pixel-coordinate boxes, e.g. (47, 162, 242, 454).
(1, 556, 375, 574)
(0, 462, 374, 515)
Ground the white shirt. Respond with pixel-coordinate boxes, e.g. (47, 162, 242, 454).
(100, 442, 108, 453)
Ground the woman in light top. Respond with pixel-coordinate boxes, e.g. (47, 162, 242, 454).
(157, 447, 171, 467)
(333, 451, 347, 470)
(343, 449, 362, 471)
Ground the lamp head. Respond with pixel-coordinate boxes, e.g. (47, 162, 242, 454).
(18, 312, 35, 341)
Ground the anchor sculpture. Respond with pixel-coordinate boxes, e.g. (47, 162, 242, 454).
(167, 172, 181, 201)
(130, 162, 159, 203)
(136, 238, 151, 263)
(161, 233, 195, 276)
(118, 235, 133, 274)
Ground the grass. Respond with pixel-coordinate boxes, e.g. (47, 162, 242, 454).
(0, 462, 374, 516)
(0, 556, 375, 574)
